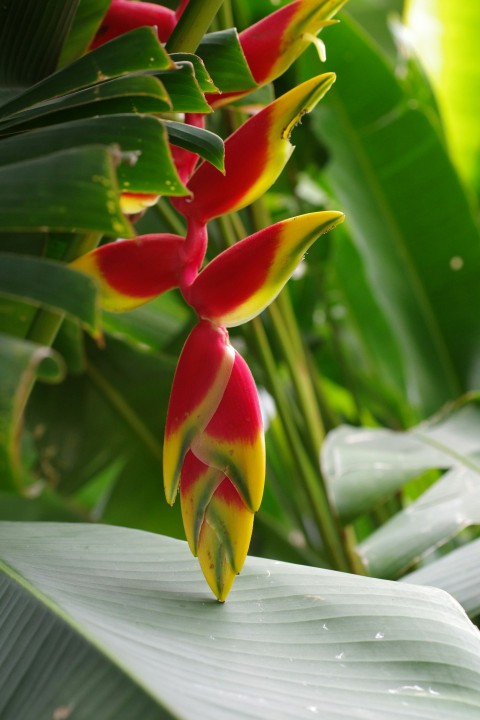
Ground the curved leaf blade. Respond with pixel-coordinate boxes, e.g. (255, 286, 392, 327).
(322, 398, 480, 521)
(196, 29, 256, 93)
(59, 0, 111, 66)
(403, 538, 480, 619)
(0, 27, 172, 118)
(0, 254, 100, 334)
(0, 76, 170, 133)
(0, 146, 132, 236)
(0, 115, 187, 196)
(1, 523, 480, 719)
(165, 120, 224, 171)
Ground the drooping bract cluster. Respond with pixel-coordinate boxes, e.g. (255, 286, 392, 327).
(72, 0, 346, 600)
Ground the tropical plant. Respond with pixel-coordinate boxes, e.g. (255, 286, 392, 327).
(1, 0, 480, 718)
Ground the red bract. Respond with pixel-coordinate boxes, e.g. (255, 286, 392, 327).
(90, 0, 180, 48)
(173, 74, 336, 225)
(70, 234, 184, 311)
(208, 0, 347, 108)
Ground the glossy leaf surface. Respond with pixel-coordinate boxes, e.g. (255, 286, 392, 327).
(0, 254, 100, 334)
(1, 523, 480, 720)
(0, 27, 172, 119)
(0, 115, 187, 197)
(0, 147, 132, 236)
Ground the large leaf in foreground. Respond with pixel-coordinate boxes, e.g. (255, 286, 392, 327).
(1, 523, 480, 720)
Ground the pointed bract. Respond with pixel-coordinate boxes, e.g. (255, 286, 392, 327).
(209, 0, 346, 108)
(191, 349, 265, 512)
(164, 320, 235, 505)
(70, 234, 184, 312)
(90, 0, 177, 48)
(173, 74, 336, 224)
(241, 0, 346, 86)
(180, 451, 223, 555)
(197, 477, 254, 602)
(187, 211, 345, 326)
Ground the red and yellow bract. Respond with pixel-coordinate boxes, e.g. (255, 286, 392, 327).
(174, 74, 336, 224)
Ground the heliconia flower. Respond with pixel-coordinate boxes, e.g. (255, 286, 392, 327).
(208, 0, 347, 108)
(173, 73, 336, 225)
(166, 326, 264, 601)
(185, 211, 345, 327)
(90, 0, 187, 49)
(163, 320, 235, 506)
(69, 234, 184, 312)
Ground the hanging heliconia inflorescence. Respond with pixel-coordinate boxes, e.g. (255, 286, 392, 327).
(72, 0, 346, 600)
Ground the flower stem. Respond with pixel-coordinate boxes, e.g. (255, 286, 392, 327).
(167, 0, 225, 53)
(250, 316, 353, 572)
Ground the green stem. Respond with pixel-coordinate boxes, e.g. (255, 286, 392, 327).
(167, 0, 225, 53)
(268, 299, 325, 458)
(26, 233, 102, 348)
(250, 316, 353, 572)
(217, 0, 234, 29)
(155, 198, 186, 235)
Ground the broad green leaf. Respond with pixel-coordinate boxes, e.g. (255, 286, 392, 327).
(0, 146, 132, 236)
(358, 467, 480, 578)
(330, 223, 411, 422)
(321, 400, 480, 521)
(0, 254, 100, 335)
(1, 523, 480, 719)
(166, 120, 225, 172)
(0, 335, 64, 490)
(405, 0, 480, 193)
(0, 0, 79, 86)
(0, 115, 187, 197)
(347, 0, 403, 59)
(196, 29, 256, 93)
(157, 62, 211, 113)
(0, 27, 172, 118)
(170, 53, 218, 94)
(403, 538, 480, 619)
(308, 17, 480, 417)
(59, 0, 111, 66)
(0, 76, 171, 133)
